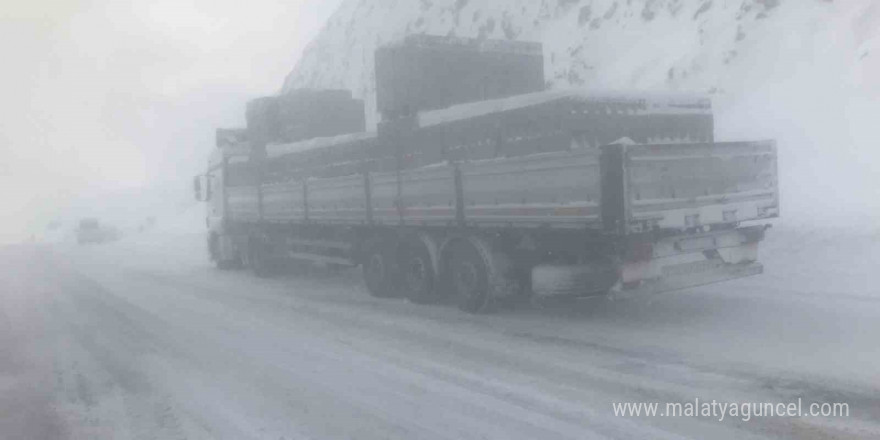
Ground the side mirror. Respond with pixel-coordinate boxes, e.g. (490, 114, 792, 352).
(193, 175, 203, 202)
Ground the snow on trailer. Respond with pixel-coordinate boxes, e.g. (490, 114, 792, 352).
(418, 88, 713, 128)
(393, 89, 716, 173)
(266, 131, 377, 160)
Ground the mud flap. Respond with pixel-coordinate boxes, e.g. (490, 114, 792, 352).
(610, 260, 763, 299)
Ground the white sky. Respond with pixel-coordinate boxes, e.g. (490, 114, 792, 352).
(0, 0, 343, 243)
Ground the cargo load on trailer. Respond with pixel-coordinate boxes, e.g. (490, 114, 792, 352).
(246, 89, 366, 146)
(375, 35, 545, 118)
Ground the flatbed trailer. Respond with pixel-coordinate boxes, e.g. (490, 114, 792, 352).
(196, 90, 778, 313)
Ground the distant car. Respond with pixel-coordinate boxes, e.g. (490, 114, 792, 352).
(77, 218, 103, 244)
(76, 218, 118, 244)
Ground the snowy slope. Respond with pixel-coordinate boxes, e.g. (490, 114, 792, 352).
(283, 0, 880, 227)
(283, 0, 876, 119)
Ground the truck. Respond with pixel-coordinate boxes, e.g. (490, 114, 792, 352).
(193, 36, 778, 313)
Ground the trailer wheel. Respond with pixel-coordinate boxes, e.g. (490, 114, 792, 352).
(401, 238, 437, 304)
(362, 241, 400, 298)
(448, 240, 492, 313)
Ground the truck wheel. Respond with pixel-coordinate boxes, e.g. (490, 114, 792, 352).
(448, 240, 492, 313)
(362, 241, 400, 298)
(210, 234, 239, 270)
(401, 238, 437, 304)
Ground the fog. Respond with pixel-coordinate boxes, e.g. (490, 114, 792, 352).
(712, 0, 880, 228)
(1, 0, 342, 243)
(2, 2, 880, 439)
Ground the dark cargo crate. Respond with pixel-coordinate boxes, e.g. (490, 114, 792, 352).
(277, 90, 365, 143)
(375, 35, 545, 119)
(246, 90, 366, 146)
(246, 97, 280, 146)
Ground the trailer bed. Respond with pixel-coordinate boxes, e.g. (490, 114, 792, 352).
(228, 140, 778, 233)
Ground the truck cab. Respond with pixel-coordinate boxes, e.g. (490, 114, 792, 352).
(194, 142, 253, 268)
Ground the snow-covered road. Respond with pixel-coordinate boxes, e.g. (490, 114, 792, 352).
(2, 229, 879, 439)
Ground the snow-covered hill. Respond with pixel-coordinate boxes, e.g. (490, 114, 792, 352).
(283, 0, 879, 228)
(283, 0, 876, 121)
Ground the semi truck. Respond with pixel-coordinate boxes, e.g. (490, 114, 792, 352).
(194, 36, 779, 313)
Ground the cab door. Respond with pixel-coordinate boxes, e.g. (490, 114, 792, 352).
(207, 163, 226, 234)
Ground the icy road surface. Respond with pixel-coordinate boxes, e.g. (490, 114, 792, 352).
(2, 229, 879, 439)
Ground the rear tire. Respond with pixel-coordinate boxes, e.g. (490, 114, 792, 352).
(448, 240, 492, 313)
(209, 233, 240, 270)
(401, 238, 437, 304)
(362, 240, 400, 298)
